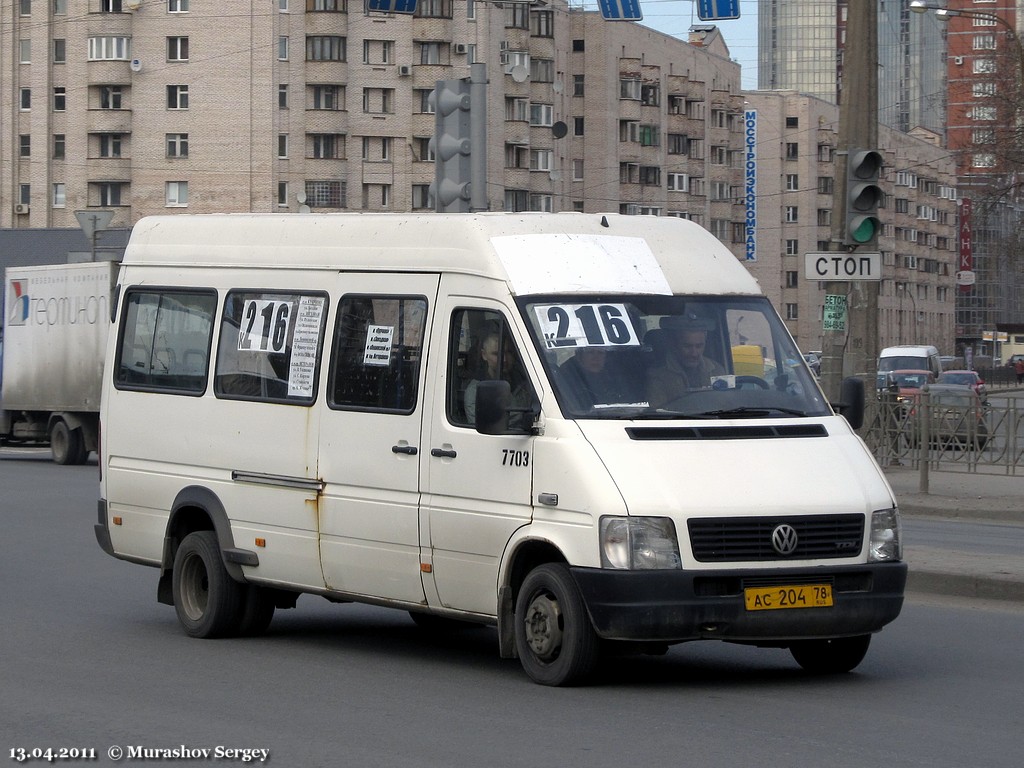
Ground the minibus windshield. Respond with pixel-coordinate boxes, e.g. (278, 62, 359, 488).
(521, 295, 830, 420)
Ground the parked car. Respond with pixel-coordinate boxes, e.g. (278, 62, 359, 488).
(802, 351, 821, 376)
(906, 384, 989, 450)
(877, 369, 936, 405)
(937, 369, 987, 401)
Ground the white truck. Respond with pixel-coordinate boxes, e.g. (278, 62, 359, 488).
(1, 261, 117, 464)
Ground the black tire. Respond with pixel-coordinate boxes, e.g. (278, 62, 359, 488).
(172, 531, 244, 638)
(790, 634, 871, 674)
(236, 586, 276, 637)
(50, 421, 85, 465)
(514, 563, 600, 686)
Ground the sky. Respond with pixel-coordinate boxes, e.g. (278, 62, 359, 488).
(582, 0, 760, 89)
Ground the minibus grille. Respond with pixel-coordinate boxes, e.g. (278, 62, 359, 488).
(688, 514, 864, 562)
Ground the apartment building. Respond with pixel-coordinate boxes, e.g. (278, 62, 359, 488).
(1, 0, 747, 239)
(744, 90, 958, 355)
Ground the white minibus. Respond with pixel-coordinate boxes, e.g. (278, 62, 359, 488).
(96, 213, 905, 685)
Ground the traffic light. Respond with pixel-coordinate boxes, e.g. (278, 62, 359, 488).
(844, 149, 884, 246)
(429, 79, 472, 212)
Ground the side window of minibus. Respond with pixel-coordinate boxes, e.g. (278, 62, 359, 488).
(214, 290, 328, 404)
(114, 289, 217, 394)
(328, 294, 428, 413)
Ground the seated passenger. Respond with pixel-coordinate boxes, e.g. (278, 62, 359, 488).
(557, 346, 638, 410)
(646, 314, 725, 407)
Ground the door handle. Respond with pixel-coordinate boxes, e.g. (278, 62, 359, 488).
(430, 448, 457, 459)
(391, 445, 418, 455)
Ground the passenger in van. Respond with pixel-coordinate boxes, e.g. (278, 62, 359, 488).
(557, 346, 639, 410)
(464, 332, 534, 427)
(646, 314, 725, 407)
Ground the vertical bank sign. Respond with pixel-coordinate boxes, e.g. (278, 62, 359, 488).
(744, 110, 757, 261)
(957, 198, 973, 294)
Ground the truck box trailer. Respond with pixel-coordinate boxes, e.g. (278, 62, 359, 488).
(1, 261, 117, 464)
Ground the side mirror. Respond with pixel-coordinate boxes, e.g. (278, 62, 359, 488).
(834, 376, 865, 430)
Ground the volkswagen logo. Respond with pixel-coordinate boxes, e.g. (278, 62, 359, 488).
(771, 524, 799, 556)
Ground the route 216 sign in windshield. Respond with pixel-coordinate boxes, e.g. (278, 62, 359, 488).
(533, 303, 640, 349)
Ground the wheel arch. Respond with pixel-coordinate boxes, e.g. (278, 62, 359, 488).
(496, 536, 568, 659)
(156, 485, 248, 605)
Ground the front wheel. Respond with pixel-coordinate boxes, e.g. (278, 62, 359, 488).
(790, 634, 871, 674)
(514, 563, 600, 686)
(172, 531, 244, 638)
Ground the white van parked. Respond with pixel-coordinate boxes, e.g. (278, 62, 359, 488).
(96, 213, 905, 685)
(878, 345, 942, 378)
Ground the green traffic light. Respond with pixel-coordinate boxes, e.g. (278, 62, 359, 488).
(849, 216, 879, 244)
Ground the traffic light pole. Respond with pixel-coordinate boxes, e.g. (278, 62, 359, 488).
(821, 1, 879, 401)
(469, 63, 488, 212)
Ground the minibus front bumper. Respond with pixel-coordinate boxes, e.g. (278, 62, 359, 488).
(570, 562, 907, 642)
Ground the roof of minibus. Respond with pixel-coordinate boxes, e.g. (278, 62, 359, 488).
(123, 212, 762, 297)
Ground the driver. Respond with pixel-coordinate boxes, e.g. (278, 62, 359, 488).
(646, 314, 725, 407)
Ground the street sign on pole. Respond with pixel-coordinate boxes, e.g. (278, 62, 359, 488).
(698, 0, 740, 21)
(823, 294, 848, 332)
(804, 251, 881, 281)
(597, 0, 642, 21)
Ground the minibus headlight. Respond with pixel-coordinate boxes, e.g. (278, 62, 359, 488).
(868, 508, 903, 562)
(600, 516, 681, 570)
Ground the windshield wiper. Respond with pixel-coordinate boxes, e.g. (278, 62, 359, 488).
(695, 406, 809, 419)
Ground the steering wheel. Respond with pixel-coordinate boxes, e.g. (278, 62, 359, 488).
(735, 375, 769, 389)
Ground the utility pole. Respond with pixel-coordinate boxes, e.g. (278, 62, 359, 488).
(821, 2, 879, 400)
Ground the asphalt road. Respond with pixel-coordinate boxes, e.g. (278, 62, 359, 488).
(3, 450, 1023, 767)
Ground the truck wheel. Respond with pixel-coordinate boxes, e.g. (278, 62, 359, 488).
(236, 586, 276, 637)
(172, 531, 244, 638)
(50, 420, 85, 465)
(790, 634, 871, 674)
(514, 563, 600, 686)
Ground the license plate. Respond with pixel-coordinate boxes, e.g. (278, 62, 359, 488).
(744, 584, 833, 611)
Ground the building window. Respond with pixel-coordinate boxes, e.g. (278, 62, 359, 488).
(572, 159, 584, 181)
(94, 182, 125, 207)
(530, 58, 554, 83)
(786, 174, 799, 191)
(310, 85, 343, 110)
(277, 182, 289, 207)
(785, 206, 798, 223)
(785, 271, 799, 289)
(529, 103, 553, 126)
(166, 133, 189, 157)
(785, 239, 799, 256)
(168, 36, 189, 61)
(785, 304, 798, 320)
(416, 0, 451, 18)
(973, 33, 996, 50)
(311, 134, 343, 159)
(415, 89, 435, 113)
(168, 0, 189, 12)
(305, 180, 346, 208)
(532, 9, 554, 37)
(573, 116, 584, 136)
(361, 136, 390, 161)
(53, 87, 65, 111)
(364, 39, 394, 65)
(19, 135, 31, 158)
(306, 35, 345, 61)
(619, 78, 641, 100)
(505, 2, 529, 28)
(412, 184, 431, 210)
(88, 36, 131, 61)
(19, 184, 30, 205)
(642, 83, 660, 107)
(278, 36, 289, 60)
(99, 86, 123, 109)
(54, 134, 65, 159)
(167, 85, 189, 109)
(98, 134, 123, 158)
(818, 176, 834, 194)
(53, 183, 66, 208)
(573, 75, 584, 97)
(101, 0, 123, 12)
(817, 209, 832, 226)
(667, 173, 688, 192)
(361, 183, 391, 209)
(279, 85, 289, 109)
(53, 39, 65, 63)
(308, 0, 344, 10)
(785, 142, 799, 159)
(785, 116, 799, 128)
(278, 135, 288, 158)
(21, 88, 31, 110)
(362, 88, 394, 114)
(166, 181, 188, 207)
(530, 149, 553, 172)
(54, 0, 67, 13)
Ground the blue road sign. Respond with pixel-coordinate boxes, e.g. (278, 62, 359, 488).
(698, 0, 740, 20)
(366, 0, 417, 14)
(597, 0, 642, 21)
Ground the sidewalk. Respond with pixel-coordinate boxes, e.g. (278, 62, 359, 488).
(884, 466, 1024, 605)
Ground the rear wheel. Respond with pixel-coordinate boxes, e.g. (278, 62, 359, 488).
(50, 420, 86, 465)
(790, 634, 871, 674)
(172, 531, 244, 638)
(514, 563, 600, 686)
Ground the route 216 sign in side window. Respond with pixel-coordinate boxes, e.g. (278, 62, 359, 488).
(533, 303, 641, 349)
